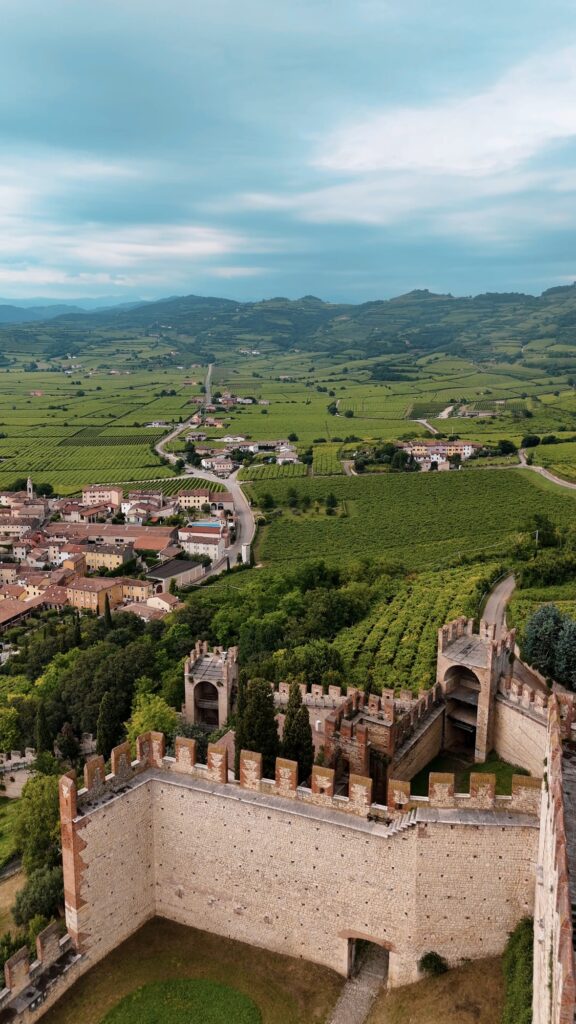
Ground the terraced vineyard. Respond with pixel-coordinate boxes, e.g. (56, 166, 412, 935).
(111, 477, 226, 496)
(311, 444, 343, 476)
(250, 470, 576, 570)
(237, 462, 308, 480)
(334, 564, 500, 692)
(532, 440, 576, 482)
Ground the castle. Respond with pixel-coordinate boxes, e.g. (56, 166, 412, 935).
(0, 616, 574, 1023)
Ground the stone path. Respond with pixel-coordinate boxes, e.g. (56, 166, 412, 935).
(328, 946, 388, 1024)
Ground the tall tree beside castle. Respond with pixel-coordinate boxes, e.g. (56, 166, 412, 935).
(234, 674, 247, 777)
(281, 680, 314, 784)
(237, 678, 279, 778)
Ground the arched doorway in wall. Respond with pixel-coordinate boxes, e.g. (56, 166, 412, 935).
(194, 681, 219, 727)
(342, 932, 391, 982)
(443, 664, 481, 753)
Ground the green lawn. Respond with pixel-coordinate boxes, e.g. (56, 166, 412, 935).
(101, 979, 261, 1024)
(41, 918, 342, 1024)
(0, 798, 19, 869)
(410, 752, 528, 797)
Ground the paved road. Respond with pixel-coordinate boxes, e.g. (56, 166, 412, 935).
(483, 574, 516, 637)
(204, 362, 213, 407)
(518, 448, 576, 490)
(413, 417, 438, 435)
(153, 363, 256, 578)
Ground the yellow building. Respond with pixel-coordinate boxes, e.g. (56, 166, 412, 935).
(83, 544, 134, 573)
(66, 578, 123, 614)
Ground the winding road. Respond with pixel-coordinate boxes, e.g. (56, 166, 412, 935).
(517, 448, 576, 490)
(154, 364, 256, 579)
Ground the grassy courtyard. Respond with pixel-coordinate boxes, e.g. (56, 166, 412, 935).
(41, 918, 342, 1024)
(410, 751, 528, 797)
(101, 979, 261, 1023)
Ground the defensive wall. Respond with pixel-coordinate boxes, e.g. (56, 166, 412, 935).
(0, 731, 537, 1021)
(533, 695, 576, 1024)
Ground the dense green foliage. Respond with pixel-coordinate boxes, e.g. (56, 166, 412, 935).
(281, 682, 313, 784)
(100, 979, 261, 1024)
(251, 472, 576, 570)
(501, 918, 533, 1024)
(13, 775, 60, 873)
(523, 605, 576, 688)
(236, 679, 279, 779)
(13, 866, 63, 927)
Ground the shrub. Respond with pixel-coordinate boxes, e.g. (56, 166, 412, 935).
(418, 951, 448, 976)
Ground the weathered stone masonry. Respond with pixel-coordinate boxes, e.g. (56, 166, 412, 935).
(54, 736, 540, 996)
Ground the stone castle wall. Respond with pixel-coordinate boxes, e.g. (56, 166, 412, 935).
(46, 732, 541, 1013)
(533, 696, 576, 1024)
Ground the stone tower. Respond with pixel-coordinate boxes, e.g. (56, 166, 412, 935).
(26, 477, 34, 500)
(183, 641, 239, 728)
(437, 617, 515, 761)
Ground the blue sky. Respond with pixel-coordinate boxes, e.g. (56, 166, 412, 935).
(1, 0, 576, 303)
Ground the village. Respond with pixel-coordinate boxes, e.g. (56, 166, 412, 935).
(0, 479, 242, 634)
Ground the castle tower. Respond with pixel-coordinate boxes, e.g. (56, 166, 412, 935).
(437, 617, 515, 761)
(183, 642, 238, 728)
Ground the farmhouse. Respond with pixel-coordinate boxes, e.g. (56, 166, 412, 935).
(399, 439, 482, 462)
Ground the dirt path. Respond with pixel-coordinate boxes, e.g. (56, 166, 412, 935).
(328, 947, 388, 1024)
(413, 417, 438, 435)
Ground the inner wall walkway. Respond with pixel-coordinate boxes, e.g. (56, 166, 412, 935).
(328, 946, 388, 1024)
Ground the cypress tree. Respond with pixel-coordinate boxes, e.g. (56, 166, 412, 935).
(34, 703, 52, 755)
(96, 690, 121, 758)
(282, 681, 314, 784)
(73, 613, 82, 647)
(234, 674, 248, 778)
(104, 594, 113, 630)
(240, 678, 279, 779)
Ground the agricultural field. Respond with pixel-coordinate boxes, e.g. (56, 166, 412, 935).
(507, 581, 576, 641)
(238, 463, 308, 481)
(312, 444, 344, 476)
(531, 440, 576, 482)
(0, 337, 205, 493)
(114, 477, 226, 496)
(249, 471, 576, 571)
(333, 564, 501, 692)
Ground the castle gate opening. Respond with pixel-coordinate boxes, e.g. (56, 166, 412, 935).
(345, 935, 390, 982)
(194, 681, 219, 727)
(443, 665, 481, 753)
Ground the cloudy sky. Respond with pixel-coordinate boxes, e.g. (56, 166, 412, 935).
(2, 0, 576, 303)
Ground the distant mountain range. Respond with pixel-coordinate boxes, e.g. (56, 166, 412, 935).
(1, 285, 576, 372)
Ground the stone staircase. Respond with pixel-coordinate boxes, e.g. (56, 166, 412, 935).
(383, 808, 418, 836)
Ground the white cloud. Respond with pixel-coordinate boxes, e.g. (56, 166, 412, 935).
(315, 47, 576, 175)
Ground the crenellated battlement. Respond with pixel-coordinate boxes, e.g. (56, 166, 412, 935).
(386, 770, 542, 817)
(66, 732, 542, 825)
(0, 922, 81, 1019)
(497, 676, 549, 717)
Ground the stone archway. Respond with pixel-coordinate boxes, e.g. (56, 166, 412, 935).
(194, 681, 219, 727)
(443, 664, 481, 753)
